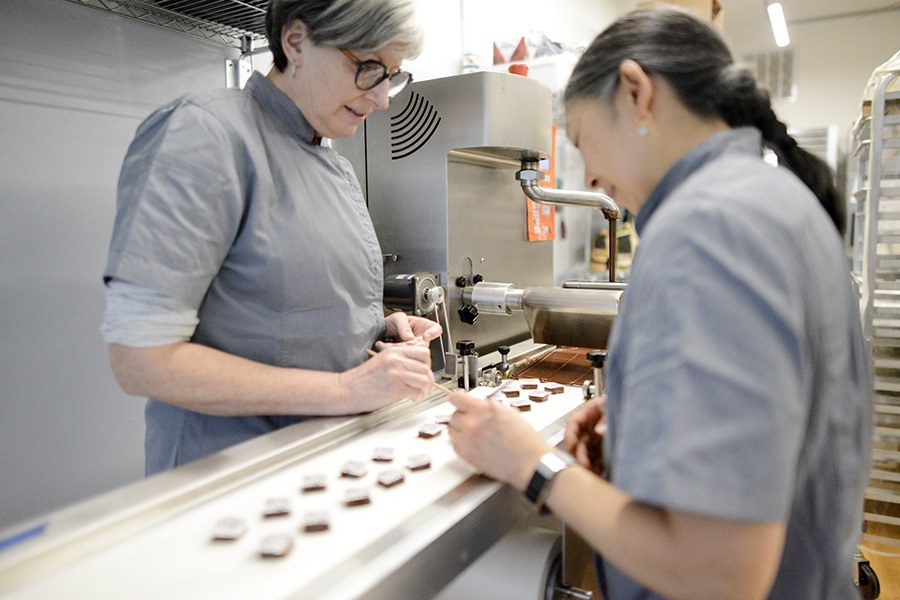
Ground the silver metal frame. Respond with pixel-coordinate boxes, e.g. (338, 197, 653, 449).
(336, 72, 558, 356)
(0, 343, 578, 599)
(62, 0, 266, 48)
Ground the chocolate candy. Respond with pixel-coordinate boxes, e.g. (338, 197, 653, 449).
(434, 414, 452, 425)
(302, 511, 330, 533)
(544, 382, 564, 394)
(263, 498, 291, 518)
(518, 379, 540, 390)
(301, 475, 327, 493)
(372, 447, 395, 462)
(418, 423, 443, 439)
(529, 391, 550, 403)
(406, 453, 432, 471)
(211, 517, 246, 541)
(340, 460, 367, 478)
(344, 487, 371, 506)
(503, 389, 521, 398)
(259, 534, 294, 558)
(510, 399, 532, 412)
(377, 469, 405, 488)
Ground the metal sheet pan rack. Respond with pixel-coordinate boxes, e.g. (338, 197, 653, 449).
(61, 0, 267, 48)
(850, 62, 900, 547)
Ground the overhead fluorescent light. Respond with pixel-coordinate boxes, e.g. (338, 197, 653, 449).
(767, 2, 791, 48)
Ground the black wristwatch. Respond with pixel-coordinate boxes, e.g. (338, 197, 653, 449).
(524, 449, 575, 512)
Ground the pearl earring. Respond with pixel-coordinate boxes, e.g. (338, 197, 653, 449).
(637, 125, 648, 137)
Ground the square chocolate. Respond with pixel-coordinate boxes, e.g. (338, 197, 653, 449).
(302, 511, 330, 533)
(377, 469, 406, 488)
(211, 517, 246, 542)
(259, 534, 294, 558)
(418, 423, 443, 439)
(344, 487, 371, 506)
(518, 378, 540, 390)
(340, 460, 368, 478)
(510, 399, 532, 412)
(544, 382, 564, 394)
(372, 447, 395, 462)
(263, 498, 291, 518)
(406, 453, 432, 471)
(301, 474, 327, 493)
(529, 391, 550, 403)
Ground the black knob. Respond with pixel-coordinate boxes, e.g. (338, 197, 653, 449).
(458, 304, 478, 325)
(586, 350, 607, 369)
(497, 345, 511, 375)
(473, 274, 484, 284)
(455, 275, 468, 288)
(456, 340, 475, 356)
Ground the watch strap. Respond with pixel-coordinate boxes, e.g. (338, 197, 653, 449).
(524, 449, 575, 512)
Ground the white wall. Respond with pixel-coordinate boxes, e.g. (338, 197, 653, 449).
(459, 0, 620, 69)
(407, 1, 463, 79)
(726, 10, 900, 155)
(0, 0, 239, 530)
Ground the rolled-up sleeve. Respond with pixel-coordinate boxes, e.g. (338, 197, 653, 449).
(105, 100, 247, 311)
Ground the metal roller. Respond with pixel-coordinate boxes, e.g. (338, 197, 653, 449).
(463, 282, 623, 349)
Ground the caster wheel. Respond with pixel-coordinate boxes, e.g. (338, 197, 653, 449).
(858, 560, 880, 600)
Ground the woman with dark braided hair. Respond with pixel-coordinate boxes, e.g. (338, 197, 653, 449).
(448, 7, 871, 599)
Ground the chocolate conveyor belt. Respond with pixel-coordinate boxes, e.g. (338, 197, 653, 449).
(0, 345, 587, 599)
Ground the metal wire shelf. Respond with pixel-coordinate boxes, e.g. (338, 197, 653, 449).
(62, 0, 267, 49)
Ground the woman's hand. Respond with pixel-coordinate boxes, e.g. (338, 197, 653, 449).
(564, 396, 607, 476)
(340, 342, 434, 412)
(384, 311, 442, 343)
(335, 311, 442, 414)
(447, 391, 551, 491)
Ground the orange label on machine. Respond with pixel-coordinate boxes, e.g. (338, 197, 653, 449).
(526, 125, 556, 241)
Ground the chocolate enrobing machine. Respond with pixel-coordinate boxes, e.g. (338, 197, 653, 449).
(0, 72, 622, 599)
(339, 70, 621, 381)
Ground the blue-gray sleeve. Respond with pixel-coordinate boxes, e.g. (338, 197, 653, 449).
(105, 100, 246, 310)
(612, 199, 808, 522)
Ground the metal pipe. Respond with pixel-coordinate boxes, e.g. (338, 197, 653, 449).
(608, 217, 618, 283)
(516, 159, 621, 282)
(464, 283, 623, 350)
(516, 159, 619, 220)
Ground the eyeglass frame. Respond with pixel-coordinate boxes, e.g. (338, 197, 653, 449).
(339, 48, 412, 98)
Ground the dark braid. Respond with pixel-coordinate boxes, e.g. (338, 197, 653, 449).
(716, 66, 845, 233)
(565, 7, 845, 234)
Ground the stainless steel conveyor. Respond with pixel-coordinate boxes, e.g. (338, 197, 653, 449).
(0, 344, 586, 599)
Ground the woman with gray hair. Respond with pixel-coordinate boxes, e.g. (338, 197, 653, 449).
(448, 7, 870, 600)
(102, 0, 440, 475)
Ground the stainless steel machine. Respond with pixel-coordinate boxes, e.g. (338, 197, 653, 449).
(0, 72, 623, 599)
(0, 368, 590, 600)
(336, 71, 621, 378)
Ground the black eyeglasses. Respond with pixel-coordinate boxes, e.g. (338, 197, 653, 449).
(340, 48, 412, 98)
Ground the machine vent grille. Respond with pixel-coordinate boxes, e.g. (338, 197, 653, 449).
(390, 92, 441, 160)
(743, 48, 795, 101)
